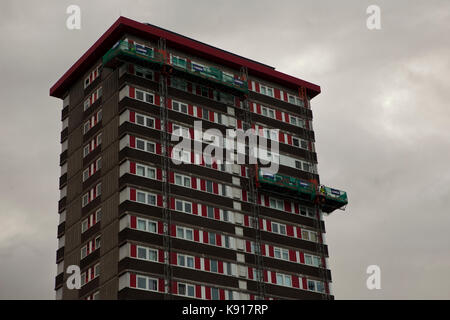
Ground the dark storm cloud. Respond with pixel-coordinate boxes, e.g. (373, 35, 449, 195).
(0, 0, 448, 299)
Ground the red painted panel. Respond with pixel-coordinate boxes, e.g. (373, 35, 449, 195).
(275, 110, 282, 121)
(169, 171, 174, 184)
(264, 196, 269, 207)
(194, 229, 199, 242)
(213, 182, 218, 194)
(157, 194, 163, 207)
(157, 168, 162, 181)
(302, 277, 308, 290)
(188, 104, 194, 116)
(216, 234, 222, 246)
(130, 244, 136, 258)
(130, 273, 136, 288)
(203, 231, 209, 243)
(286, 225, 294, 237)
(269, 245, 274, 257)
(158, 249, 164, 263)
(129, 111, 135, 123)
(274, 88, 281, 99)
(289, 250, 296, 262)
(299, 252, 305, 264)
(214, 208, 220, 220)
(193, 203, 198, 215)
(218, 261, 223, 274)
(271, 272, 277, 284)
(202, 205, 207, 217)
(244, 215, 249, 227)
(172, 281, 178, 294)
(130, 188, 136, 201)
(195, 285, 202, 298)
(130, 162, 136, 174)
(205, 287, 211, 300)
(292, 275, 299, 288)
(266, 220, 272, 232)
(248, 267, 254, 280)
(296, 227, 302, 239)
(129, 86, 135, 99)
(204, 258, 210, 271)
(159, 278, 165, 292)
(130, 216, 136, 229)
(195, 257, 201, 269)
(219, 289, 225, 300)
(129, 136, 136, 148)
(158, 221, 164, 234)
(246, 241, 251, 252)
(171, 224, 176, 237)
(284, 200, 291, 212)
(155, 119, 161, 130)
(200, 179, 206, 191)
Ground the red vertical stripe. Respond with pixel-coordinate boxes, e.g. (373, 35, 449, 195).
(255, 82, 260, 93)
(129, 136, 136, 148)
(289, 250, 296, 262)
(157, 168, 162, 181)
(244, 215, 249, 227)
(130, 188, 136, 201)
(297, 227, 302, 239)
(169, 172, 174, 184)
(155, 119, 161, 130)
(202, 205, 207, 217)
(216, 234, 222, 246)
(292, 276, 299, 288)
(195, 285, 201, 298)
(286, 225, 294, 237)
(284, 200, 291, 212)
(193, 203, 198, 215)
(170, 198, 175, 210)
(130, 216, 136, 229)
(155, 95, 161, 106)
(274, 88, 281, 99)
(203, 231, 208, 244)
(218, 261, 223, 274)
(188, 104, 194, 115)
(129, 87, 135, 99)
(275, 110, 282, 121)
(156, 143, 161, 155)
(158, 221, 164, 234)
(205, 287, 211, 300)
(261, 244, 266, 256)
(194, 230, 199, 242)
(170, 252, 177, 265)
(264, 196, 269, 207)
(214, 208, 220, 220)
(157, 194, 163, 207)
(302, 278, 308, 290)
(246, 241, 251, 252)
(158, 250, 164, 263)
(294, 203, 299, 214)
(287, 135, 293, 145)
(130, 244, 136, 258)
(219, 289, 225, 300)
(129, 111, 136, 123)
(130, 273, 136, 288)
(171, 224, 176, 237)
(200, 180, 206, 191)
(213, 183, 218, 194)
(279, 132, 285, 143)
(194, 257, 201, 269)
(300, 252, 305, 264)
(204, 258, 210, 271)
(269, 245, 274, 257)
(271, 272, 277, 284)
(248, 267, 254, 280)
(130, 162, 136, 174)
(172, 281, 178, 294)
(266, 220, 272, 232)
(242, 190, 248, 202)
(159, 279, 165, 292)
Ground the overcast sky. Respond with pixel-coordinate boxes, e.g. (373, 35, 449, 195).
(0, 0, 449, 299)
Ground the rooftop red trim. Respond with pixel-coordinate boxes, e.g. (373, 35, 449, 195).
(50, 16, 321, 99)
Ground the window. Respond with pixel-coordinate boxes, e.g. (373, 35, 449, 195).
(171, 78, 187, 91)
(137, 247, 147, 260)
(271, 222, 286, 235)
(82, 194, 89, 207)
(178, 283, 195, 297)
(136, 217, 157, 234)
(172, 124, 190, 138)
(210, 259, 218, 273)
(134, 65, 153, 80)
(200, 86, 209, 98)
(137, 276, 147, 289)
(211, 288, 220, 300)
(81, 220, 88, 233)
(175, 199, 192, 214)
(207, 206, 214, 219)
(174, 174, 191, 188)
(95, 236, 101, 249)
(269, 198, 284, 210)
(177, 226, 193, 241)
(308, 280, 316, 291)
(209, 233, 216, 245)
(136, 164, 156, 180)
(135, 138, 155, 153)
(276, 273, 292, 287)
(135, 113, 155, 129)
(288, 94, 304, 107)
(290, 115, 305, 128)
(172, 100, 188, 114)
(96, 183, 101, 197)
(135, 89, 154, 104)
(260, 85, 274, 97)
(206, 180, 213, 193)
